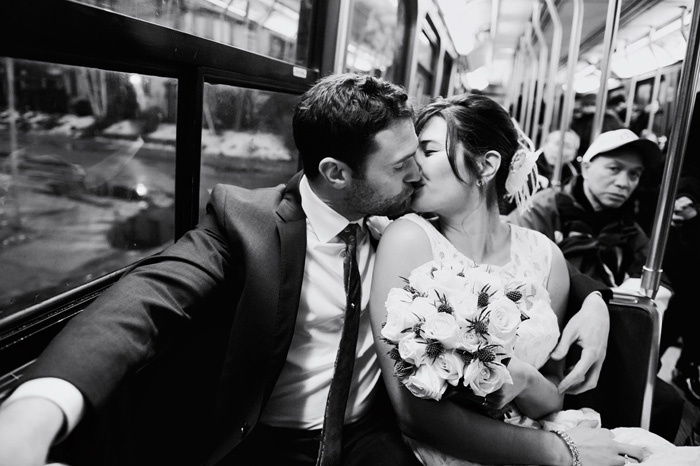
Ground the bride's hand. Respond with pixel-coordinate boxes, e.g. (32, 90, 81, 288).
(484, 357, 534, 409)
(565, 427, 644, 466)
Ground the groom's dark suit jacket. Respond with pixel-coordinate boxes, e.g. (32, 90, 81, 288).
(23, 171, 605, 466)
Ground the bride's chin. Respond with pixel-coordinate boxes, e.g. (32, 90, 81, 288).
(410, 203, 430, 214)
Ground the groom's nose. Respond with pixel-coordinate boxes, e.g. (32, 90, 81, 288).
(404, 156, 421, 183)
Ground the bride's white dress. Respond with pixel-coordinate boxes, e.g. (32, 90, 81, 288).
(398, 213, 700, 466)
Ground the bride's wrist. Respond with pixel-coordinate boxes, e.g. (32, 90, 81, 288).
(550, 430, 582, 466)
(542, 430, 571, 465)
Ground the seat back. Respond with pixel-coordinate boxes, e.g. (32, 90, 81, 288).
(565, 290, 660, 429)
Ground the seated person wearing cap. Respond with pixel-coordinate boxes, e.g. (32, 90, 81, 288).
(508, 128, 661, 289)
(508, 128, 683, 441)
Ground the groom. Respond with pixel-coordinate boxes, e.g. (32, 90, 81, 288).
(0, 73, 610, 466)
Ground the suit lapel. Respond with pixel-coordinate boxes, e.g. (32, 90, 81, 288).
(263, 173, 307, 402)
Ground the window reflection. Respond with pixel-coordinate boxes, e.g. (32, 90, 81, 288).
(344, 0, 408, 84)
(74, 0, 314, 66)
(199, 84, 300, 218)
(0, 58, 177, 321)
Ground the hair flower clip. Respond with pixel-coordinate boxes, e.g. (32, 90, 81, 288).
(505, 120, 542, 214)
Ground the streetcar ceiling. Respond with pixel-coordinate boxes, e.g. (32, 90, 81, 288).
(440, 0, 693, 93)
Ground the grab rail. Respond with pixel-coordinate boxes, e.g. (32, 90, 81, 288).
(552, 0, 583, 188)
(592, 0, 622, 141)
(641, 0, 700, 299)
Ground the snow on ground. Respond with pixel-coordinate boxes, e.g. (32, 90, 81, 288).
(32, 114, 292, 161)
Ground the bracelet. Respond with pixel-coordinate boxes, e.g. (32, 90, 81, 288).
(551, 430, 582, 466)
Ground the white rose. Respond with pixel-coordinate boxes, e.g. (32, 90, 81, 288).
(382, 288, 422, 342)
(422, 312, 460, 348)
(365, 215, 392, 240)
(434, 350, 465, 386)
(431, 266, 470, 303)
(458, 328, 485, 352)
(404, 364, 448, 401)
(464, 360, 513, 397)
(398, 335, 428, 366)
(407, 261, 439, 295)
(385, 286, 414, 311)
(451, 291, 479, 324)
(487, 296, 522, 343)
(468, 268, 505, 296)
(409, 296, 437, 320)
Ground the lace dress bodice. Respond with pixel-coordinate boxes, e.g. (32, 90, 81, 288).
(402, 213, 560, 369)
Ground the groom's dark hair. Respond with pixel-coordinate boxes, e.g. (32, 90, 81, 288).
(293, 73, 413, 179)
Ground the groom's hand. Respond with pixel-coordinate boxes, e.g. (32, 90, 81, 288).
(550, 292, 609, 394)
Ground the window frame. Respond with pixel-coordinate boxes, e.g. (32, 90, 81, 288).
(0, 0, 338, 386)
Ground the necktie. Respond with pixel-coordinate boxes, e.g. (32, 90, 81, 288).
(316, 223, 362, 466)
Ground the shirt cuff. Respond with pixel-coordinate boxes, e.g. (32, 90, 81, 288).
(4, 378, 85, 443)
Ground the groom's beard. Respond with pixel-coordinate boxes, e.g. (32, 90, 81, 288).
(346, 179, 413, 218)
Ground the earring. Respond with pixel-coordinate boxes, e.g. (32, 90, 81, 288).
(476, 179, 484, 187)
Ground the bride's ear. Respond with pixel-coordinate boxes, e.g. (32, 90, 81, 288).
(479, 150, 501, 184)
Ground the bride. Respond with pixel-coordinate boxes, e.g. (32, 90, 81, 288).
(368, 93, 699, 465)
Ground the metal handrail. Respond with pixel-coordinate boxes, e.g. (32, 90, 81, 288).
(518, 37, 531, 127)
(592, 0, 622, 141)
(523, 24, 539, 138)
(552, 0, 583, 188)
(641, 0, 700, 298)
(646, 29, 663, 136)
(625, 72, 637, 128)
(532, 1, 549, 147)
(506, 41, 522, 113)
(542, 0, 562, 146)
(508, 43, 526, 116)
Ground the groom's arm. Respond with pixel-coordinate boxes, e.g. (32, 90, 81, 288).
(566, 262, 612, 312)
(550, 263, 611, 394)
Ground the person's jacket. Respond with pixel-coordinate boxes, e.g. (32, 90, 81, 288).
(26, 172, 310, 465)
(508, 175, 650, 287)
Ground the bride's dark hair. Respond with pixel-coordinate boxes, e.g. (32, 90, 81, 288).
(414, 93, 519, 208)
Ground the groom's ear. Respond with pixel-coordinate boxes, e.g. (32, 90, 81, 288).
(480, 150, 502, 183)
(318, 157, 353, 189)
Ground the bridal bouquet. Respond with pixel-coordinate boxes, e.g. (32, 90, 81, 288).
(381, 259, 534, 403)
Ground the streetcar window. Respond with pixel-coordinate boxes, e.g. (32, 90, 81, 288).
(0, 58, 176, 322)
(73, 0, 316, 66)
(198, 84, 300, 218)
(440, 53, 453, 97)
(343, 0, 409, 84)
(415, 21, 439, 108)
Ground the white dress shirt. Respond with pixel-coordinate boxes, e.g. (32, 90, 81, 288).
(258, 176, 380, 429)
(3, 175, 381, 437)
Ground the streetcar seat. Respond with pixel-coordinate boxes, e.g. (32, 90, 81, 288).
(564, 289, 666, 431)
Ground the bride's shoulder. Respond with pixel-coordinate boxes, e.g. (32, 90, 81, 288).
(395, 212, 433, 226)
(380, 214, 433, 249)
(510, 222, 554, 248)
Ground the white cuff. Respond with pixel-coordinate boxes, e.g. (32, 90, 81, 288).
(4, 378, 85, 443)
